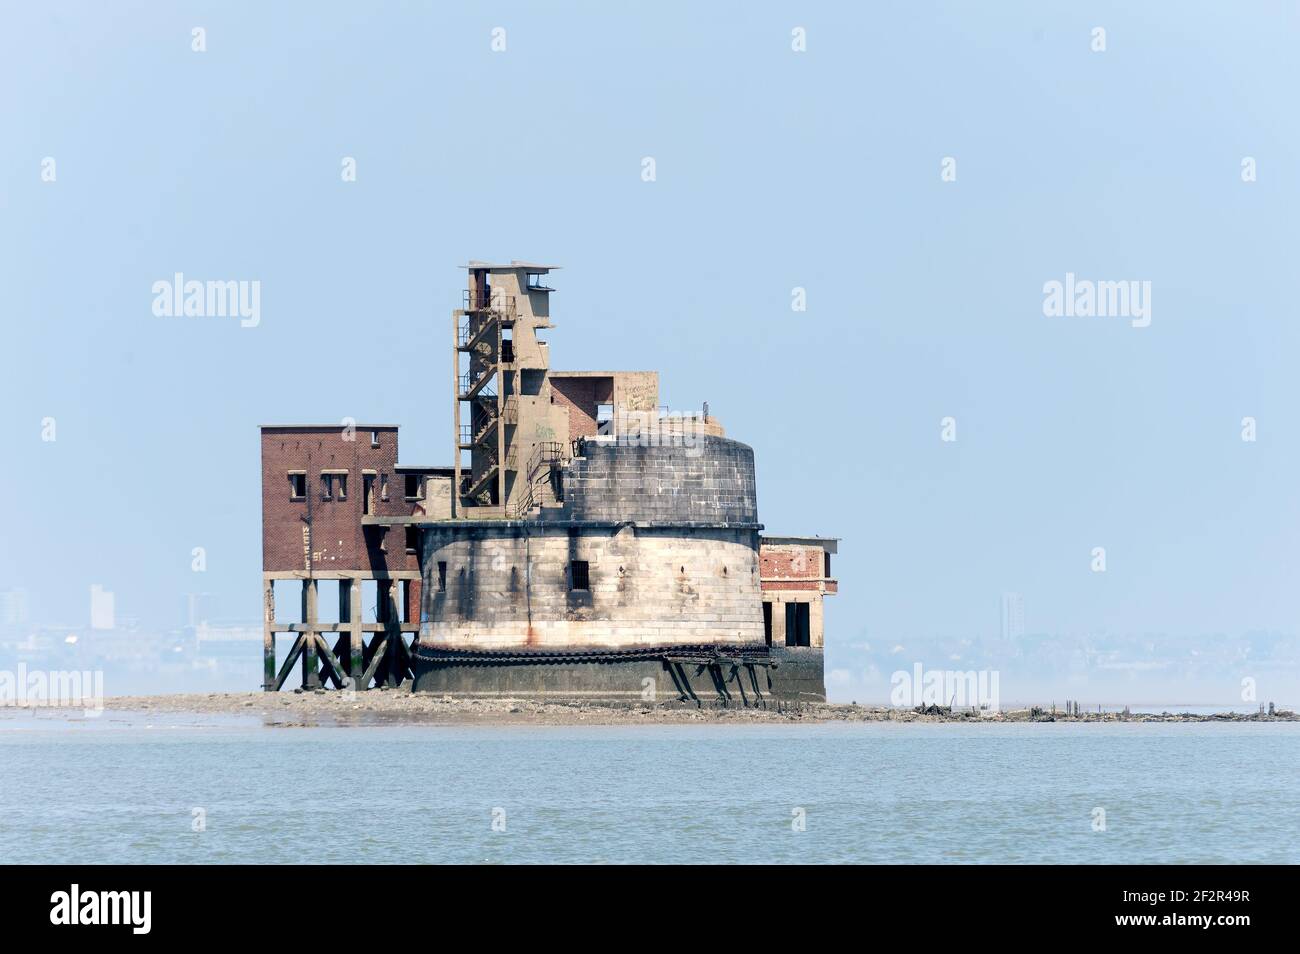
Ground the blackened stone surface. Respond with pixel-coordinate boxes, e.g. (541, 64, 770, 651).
(411, 647, 825, 704)
(544, 435, 758, 525)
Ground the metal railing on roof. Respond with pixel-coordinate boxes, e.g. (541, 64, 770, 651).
(462, 290, 517, 317)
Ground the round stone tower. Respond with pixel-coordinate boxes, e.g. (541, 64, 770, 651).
(411, 435, 817, 703)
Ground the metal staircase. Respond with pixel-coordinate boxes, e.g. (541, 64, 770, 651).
(507, 442, 567, 518)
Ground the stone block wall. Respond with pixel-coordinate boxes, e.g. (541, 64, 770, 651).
(419, 524, 764, 650)
(547, 435, 758, 525)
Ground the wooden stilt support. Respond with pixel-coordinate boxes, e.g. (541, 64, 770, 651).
(262, 579, 277, 691)
(260, 574, 419, 693)
(273, 633, 306, 691)
(383, 581, 401, 687)
(301, 579, 320, 690)
(349, 578, 364, 690)
(313, 633, 348, 689)
(361, 635, 388, 688)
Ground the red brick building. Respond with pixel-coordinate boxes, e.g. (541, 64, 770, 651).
(260, 424, 451, 690)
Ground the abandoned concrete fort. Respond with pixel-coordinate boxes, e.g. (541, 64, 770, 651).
(261, 262, 838, 704)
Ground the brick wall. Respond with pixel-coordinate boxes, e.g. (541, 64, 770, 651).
(549, 375, 614, 442)
(759, 544, 827, 591)
(260, 425, 420, 576)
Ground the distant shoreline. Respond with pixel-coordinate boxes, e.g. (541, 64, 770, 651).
(5, 691, 1293, 727)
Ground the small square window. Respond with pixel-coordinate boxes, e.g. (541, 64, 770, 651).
(288, 472, 306, 500)
(570, 560, 590, 591)
(404, 474, 423, 500)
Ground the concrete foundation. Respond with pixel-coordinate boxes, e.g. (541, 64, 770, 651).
(411, 645, 826, 705)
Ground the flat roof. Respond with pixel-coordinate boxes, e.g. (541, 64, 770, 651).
(549, 370, 656, 378)
(462, 261, 560, 272)
(260, 424, 399, 430)
(761, 535, 839, 553)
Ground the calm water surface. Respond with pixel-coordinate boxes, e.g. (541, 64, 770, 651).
(2, 713, 1296, 864)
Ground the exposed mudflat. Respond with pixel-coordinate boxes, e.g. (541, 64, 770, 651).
(37, 690, 1294, 727)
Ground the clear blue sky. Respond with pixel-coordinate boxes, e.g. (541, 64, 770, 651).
(2, 4, 1297, 684)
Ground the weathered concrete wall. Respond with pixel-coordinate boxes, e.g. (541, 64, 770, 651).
(419, 524, 763, 651)
(547, 435, 758, 525)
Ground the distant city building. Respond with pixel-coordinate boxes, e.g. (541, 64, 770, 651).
(90, 584, 115, 630)
(0, 588, 29, 626)
(185, 592, 211, 628)
(1000, 592, 1025, 640)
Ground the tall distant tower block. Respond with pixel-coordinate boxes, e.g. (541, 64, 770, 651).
(260, 262, 839, 703)
(1001, 592, 1025, 641)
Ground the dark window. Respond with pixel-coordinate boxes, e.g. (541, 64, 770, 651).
(437, 561, 447, 591)
(570, 560, 590, 591)
(521, 370, 544, 396)
(288, 473, 306, 500)
(405, 526, 419, 553)
(363, 474, 376, 515)
(404, 474, 423, 499)
(763, 602, 773, 646)
(785, 603, 811, 647)
(380, 474, 390, 502)
(371, 430, 380, 448)
(824, 552, 831, 578)
(319, 473, 345, 501)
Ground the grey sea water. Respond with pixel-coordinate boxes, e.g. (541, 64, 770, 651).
(2, 714, 1296, 864)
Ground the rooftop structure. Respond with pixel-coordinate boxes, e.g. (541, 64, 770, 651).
(259, 263, 839, 704)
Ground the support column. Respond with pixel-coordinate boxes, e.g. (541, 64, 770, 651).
(301, 579, 320, 689)
(262, 579, 276, 691)
(383, 580, 401, 687)
(337, 579, 352, 687)
(349, 578, 364, 689)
